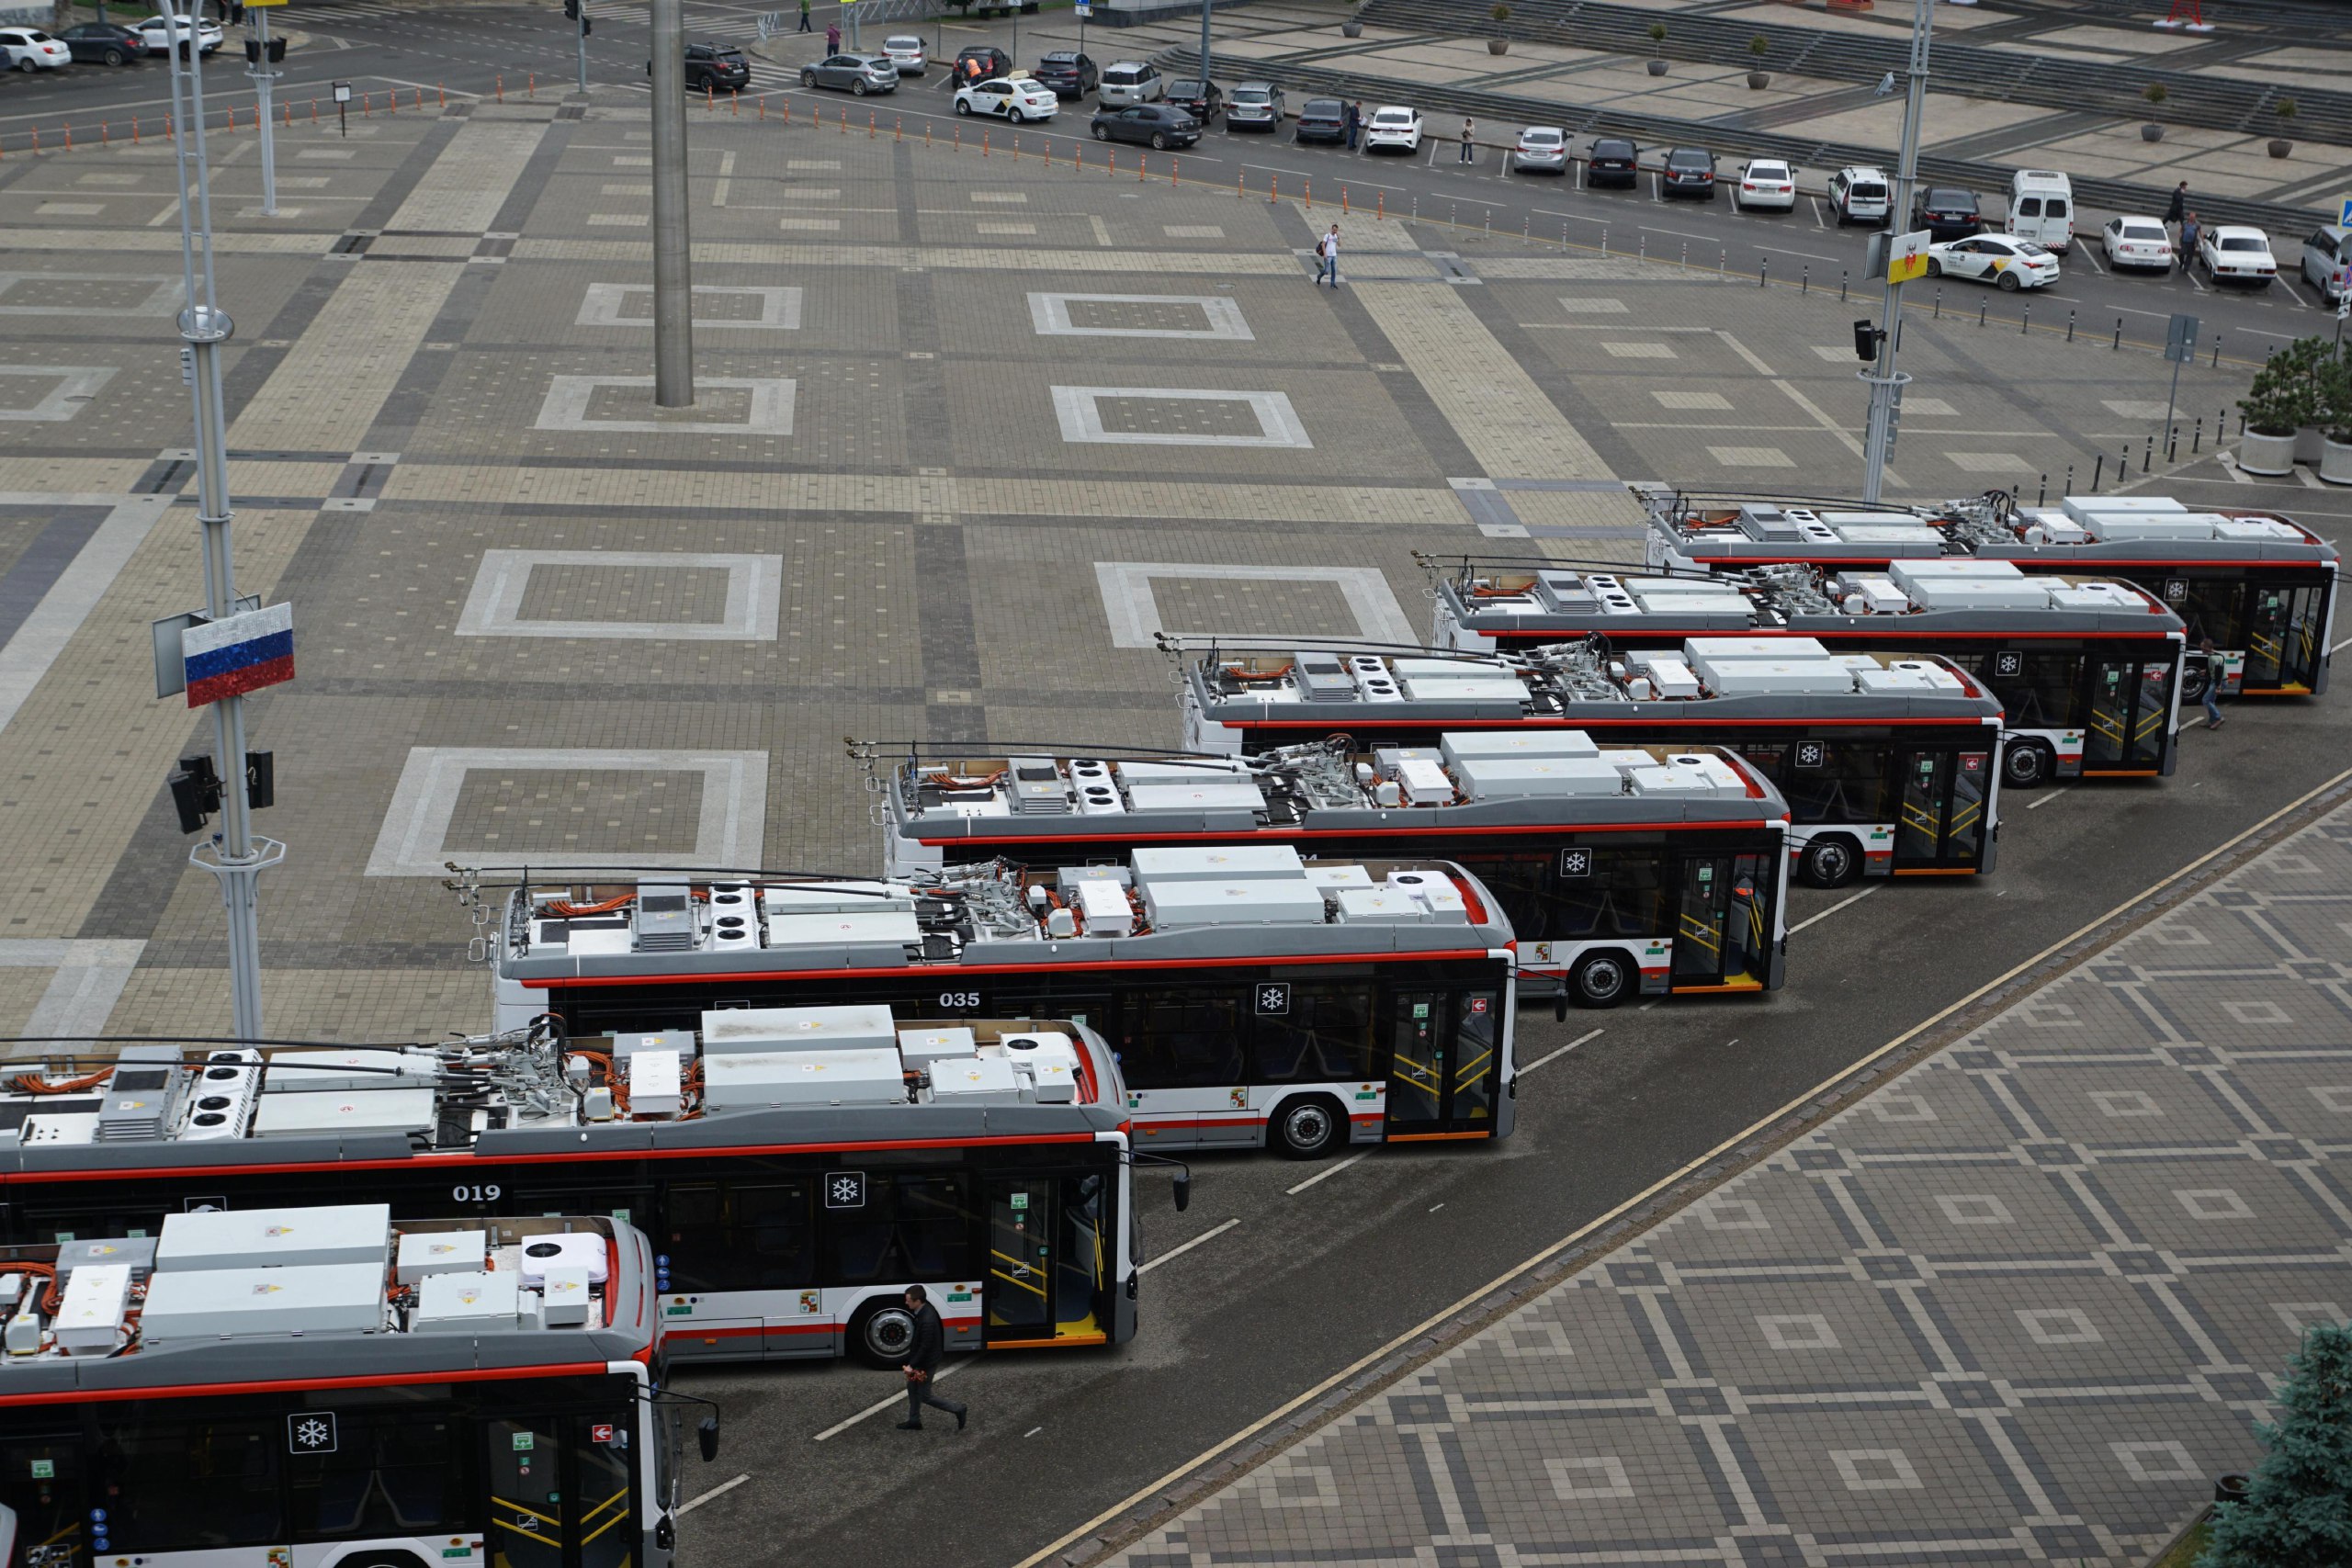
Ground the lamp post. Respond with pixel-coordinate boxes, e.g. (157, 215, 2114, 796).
(650, 0, 695, 407)
(1860, 0, 1931, 504)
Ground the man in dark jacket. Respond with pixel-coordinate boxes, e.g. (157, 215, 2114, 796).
(2164, 180, 2188, 247)
(896, 1286, 967, 1431)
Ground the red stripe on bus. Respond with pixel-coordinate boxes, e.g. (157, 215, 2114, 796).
(1216, 717, 1996, 730)
(0, 1361, 620, 1407)
(521, 951, 1504, 989)
(918, 818, 1785, 847)
(1470, 628, 2178, 641)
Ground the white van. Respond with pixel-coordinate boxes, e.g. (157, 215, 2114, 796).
(2005, 170, 2075, 253)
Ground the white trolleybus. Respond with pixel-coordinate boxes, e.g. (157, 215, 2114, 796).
(1419, 550, 2187, 791)
(0, 1201, 724, 1568)
(479, 857, 1517, 1160)
(0, 1022, 1142, 1368)
(1174, 640, 2006, 891)
(861, 739, 1792, 1010)
(1638, 489, 2335, 703)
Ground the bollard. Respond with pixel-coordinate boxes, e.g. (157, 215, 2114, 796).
(2211, 334, 2221, 369)
(1758, 257, 1768, 288)
(2113, 318, 2122, 349)
(2020, 302, 2029, 335)
(2192, 418, 2202, 454)
(2038, 473, 2047, 505)
(1801, 265, 1808, 296)
(1271, 175, 1277, 202)
(1235, 167, 1242, 198)
(896, 117, 901, 141)
(868, 110, 875, 137)
(286, 102, 293, 128)
(1137, 152, 1144, 182)
(954, 124, 960, 151)
(388, 85, 395, 113)
(134, 117, 141, 143)
(1013, 135, 1019, 161)
(529, 73, 536, 99)
(496, 76, 503, 102)
(64, 123, 73, 151)
(102, 122, 108, 146)
(761, 97, 767, 120)
(1484, 208, 1489, 237)
(2065, 464, 2075, 495)
(1305, 180, 1311, 209)
(2092, 454, 2104, 490)
(311, 99, 318, 124)
(1171, 157, 1179, 186)
(29, 128, 38, 154)
(1522, 213, 1529, 239)
(224, 107, 232, 133)
(784, 101, 791, 125)
(1341, 186, 1348, 214)
(2066, 309, 2075, 342)
(982, 130, 989, 157)
(1045, 138, 1051, 167)
(439, 84, 447, 107)
(1639, 234, 1645, 264)
(1377, 191, 1385, 220)
(1681, 242, 1688, 267)
(1601, 228, 1609, 255)
(2167, 425, 2178, 462)
(1839, 269, 1848, 301)
(1978, 301, 1986, 328)
(1933, 288, 1942, 319)
(2143, 435, 2153, 473)
(1714, 245, 1722, 275)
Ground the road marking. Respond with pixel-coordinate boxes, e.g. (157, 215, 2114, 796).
(1429, 1202, 1445, 1213)
(1638, 998, 1663, 1011)
(2333, 632, 2352, 655)
(713, 148, 735, 207)
(1139, 1216, 1239, 1272)
(2075, 246, 2105, 276)
(1789, 882, 1879, 933)
(1519, 1027, 1602, 1076)
(1810, 197, 1826, 228)
(813, 1357, 973, 1442)
(2026, 785, 2075, 811)
(1025, 1426, 1045, 1438)
(1089, 214, 1114, 247)
(1008, 758, 2352, 1568)
(676, 1473, 750, 1515)
(1287, 1151, 1370, 1195)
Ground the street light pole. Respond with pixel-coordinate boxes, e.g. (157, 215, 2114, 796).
(1860, 0, 1931, 504)
(575, 0, 590, 94)
(247, 6, 278, 216)
(650, 0, 695, 407)
(1198, 0, 1212, 89)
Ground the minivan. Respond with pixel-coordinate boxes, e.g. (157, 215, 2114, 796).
(1828, 165, 1889, 227)
(2005, 169, 2074, 253)
(1099, 61, 1163, 107)
(2303, 225, 2349, 304)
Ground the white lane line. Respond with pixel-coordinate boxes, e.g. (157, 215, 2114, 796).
(1518, 1027, 1603, 1077)
(1287, 1151, 1370, 1195)
(2332, 632, 2352, 654)
(1139, 1216, 1240, 1272)
(1789, 882, 1879, 933)
(676, 1473, 750, 1515)
(2026, 785, 2075, 811)
(813, 1356, 974, 1441)
(2076, 246, 2106, 276)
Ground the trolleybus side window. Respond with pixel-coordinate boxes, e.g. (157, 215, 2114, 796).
(824, 1172, 973, 1286)
(1543, 845, 1669, 938)
(1120, 987, 1247, 1087)
(0, 1430, 81, 1563)
(1970, 650, 2084, 728)
(95, 1412, 284, 1551)
(662, 1179, 817, 1291)
(1765, 741, 1891, 823)
(288, 1407, 474, 1540)
(1444, 852, 1552, 941)
(1251, 982, 1380, 1082)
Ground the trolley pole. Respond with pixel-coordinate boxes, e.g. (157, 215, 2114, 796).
(247, 6, 279, 216)
(1860, 0, 1932, 504)
(650, 0, 695, 407)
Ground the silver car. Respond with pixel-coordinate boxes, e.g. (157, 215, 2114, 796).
(1098, 61, 1162, 106)
(2303, 224, 2348, 304)
(801, 52, 898, 95)
(1513, 125, 1568, 173)
(1227, 82, 1284, 130)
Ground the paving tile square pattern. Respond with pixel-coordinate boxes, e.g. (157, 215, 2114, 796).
(1107, 806, 2352, 1568)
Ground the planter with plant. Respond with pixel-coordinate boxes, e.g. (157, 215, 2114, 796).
(2267, 96, 2296, 158)
(2235, 337, 2324, 475)
(2318, 345, 2352, 486)
(1746, 33, 1770, 88)
(2141, 82, 2167, 141)
(1488, 2, 1511, 54)
(1341, 0, 1363, 39)
(1646, 21, 1668, 74)
(2197, 1321, 2352, 1567)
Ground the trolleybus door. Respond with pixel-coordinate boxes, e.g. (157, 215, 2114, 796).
(985, 1176, 1109, 1345)
(1668, 854, 1772, 989)
(487, 1414, 639, 1568)
(2082, 655, 2175, 773)
(1891, 749, 1991, 871)
(2244, 583, 2324, 693)
(1385, 989, 1499, 1139)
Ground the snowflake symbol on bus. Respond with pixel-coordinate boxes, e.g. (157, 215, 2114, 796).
(293, 1417, 332, 1450)
(1256, 984, 1289, 1015)
(831, 1177, 861, 1205)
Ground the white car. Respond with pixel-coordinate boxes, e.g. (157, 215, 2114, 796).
(1732, 158, 1797, 213)
(955, 75, 1057, 122)
(0, 27, 71, 69)
(882, 34, 925, 75)
(1512, 126, 1568, 173)
(1363, 105, 1422, 154)
(2199, 225, 2277, 288)
(2099, 215, 2174, 272)
(134, 14, 222, 54)
(1927, 233, 2061, 291)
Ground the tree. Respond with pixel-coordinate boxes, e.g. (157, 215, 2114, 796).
(2198, 1322, 2352, 1568)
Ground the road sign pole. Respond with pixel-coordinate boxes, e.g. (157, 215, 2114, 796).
(248, 7, 277, 215)
(650, 0, 695, 407)
(2161, 311, 2198, 457)
(576, 0, 590, 94)
(1862, 0, 1932, 505)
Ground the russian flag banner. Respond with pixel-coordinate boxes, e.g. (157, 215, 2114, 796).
(182, 603, 295, 708)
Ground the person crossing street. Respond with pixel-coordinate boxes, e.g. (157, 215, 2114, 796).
(895, 1286, 967, 1432)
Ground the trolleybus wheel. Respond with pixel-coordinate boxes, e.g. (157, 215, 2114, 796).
(1272, 1095, 1344, 1159)
(1801, 835, 1860, 888)
(1569, 950, 1634, 1009)
(851, 1299, 920, 1368)
(2001, 740, 2052, 790)
(2181, 661, 2210, 703)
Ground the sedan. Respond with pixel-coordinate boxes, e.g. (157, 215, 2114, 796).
(1661, 147, 1715, 199)
(1032, 51, 1096, 98)
(1090, 103, 1198, 150)
(1164, 78, 1222, 125)
(2199, 225, 2277, 288)
(956, 75, 1057, 122)
(953, 45, 1012, 85)
(2099, 216, 2174, 272)
(882, 34, 926, 74)
(1731, 158, 1796, 212)
(0, 26, 70, 68)
(1927, 234, 2060, 291)
(1226, 82, 1283, 130)
(801, 52, 897, 95)
(1513, 125, 1568, 174)
(132, 15, 221, 54)
(58, 23, 148, 64)
(1587, 136, 1638, 187)
(1294, 97, 1347, 144)
(1911, 187, 1983, 243)
(1363, 105, 1422, 154)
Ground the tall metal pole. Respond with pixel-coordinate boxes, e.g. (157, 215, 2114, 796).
(650, 0, 695, 407)
(169, 16, 278, 1042)
(1860, 0, 1930, 504)
(1198, 0, 1211, 91)
(575, 0, 589, 94)
(248, 7, 278, 216)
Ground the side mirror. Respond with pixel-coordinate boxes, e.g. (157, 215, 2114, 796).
(696, 1416, 720, 1463)
(1171, 1169, 1192, 1213)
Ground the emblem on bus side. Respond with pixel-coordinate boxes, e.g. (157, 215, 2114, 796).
(1255, 983, 1290, 1015)
(826, 1171, 867, 1210)
(288, 1414, 337, 1454)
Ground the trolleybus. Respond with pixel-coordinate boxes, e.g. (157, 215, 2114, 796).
(478, 855, 1517, 1159)
(864, 738, 1791, 1007)
(0, 1203, 715, 1568)
(0, 1019, 1141, 1367)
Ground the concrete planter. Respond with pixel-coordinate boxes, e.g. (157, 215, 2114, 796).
(1488, 37, 1508, 53)
(1747, 70, 1770, 87)
(2267, 137, 2292, 157)
(2141, 123, 2164, 141)
(2295, 425, 2327, 465)
(1340, 18, 1361, 35)
(1646, 58, 1667, 75)
(2236, 429, 2297, 476)
(2322, 436, 2352, 485)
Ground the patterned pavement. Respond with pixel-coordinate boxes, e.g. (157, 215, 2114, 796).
(1106, 805, 2352, 1568)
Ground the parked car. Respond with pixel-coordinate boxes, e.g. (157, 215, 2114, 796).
(57, 22, 148, 64)
(1032, 51, 1097, 98)
(0, 26, 71, 68)
(956, 74, 1057, 121)
(882, 34, 926, 74)
(1828, 164, 1889, 226)
(953, 45, 1012, 85)
(653, 41, 749, 91)
(2099, 215, 2174, 272)
(1661, 147, 1715, 199)
(1097, 61, 1162, 106)
(1731, 158, 1795, 212)
(1927, 233, 2060, 291)
(1363, 105, 1422, 153)
(1163, 77, 1222, 126)
(1090, 102, 1198, 150)
(2300, 224, 2348, 303)
(801, 52, 898, 94)
(1294, 97, 1347, 144)
(1224, 82, 1282, 130)
(1513, 125, 1568, 173)
(131, 15, 221, 54)
(2198, 225, 2277, 288)
(1911, 187, 1983, 243)
(1586, 136, 1638, 188)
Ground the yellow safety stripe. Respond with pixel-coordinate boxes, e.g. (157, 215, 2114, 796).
(990, 1247, 1049, 1299)
(580, 1485, 630, 1526)
(492, 1497, 563, 1530)
(1948, 799, 1982, 833)
(493, 1516, 562, 1544)
(1393, 1054, 1440, 1090)
(1678, 916, 1722, 954)
(40, 1524, 79, 1548)
(1453, 1045, 1492, 1091)
(2087, 706, 2125, 742)
(577, 1505, 632, 1548)
(1900, 800, 1939, 835)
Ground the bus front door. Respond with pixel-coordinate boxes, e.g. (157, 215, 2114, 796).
(487, 1415, 639, 1568)
(1669, 855, 1771, 991)
(1385, 989, 1499, 1140)
(985, 1177, 1109, 1346)
(1892, 749, 1991, 872)
(2083, 656, 2175, 773)
(2244, 583, 2324, 694)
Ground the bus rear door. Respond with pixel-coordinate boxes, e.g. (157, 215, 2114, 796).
(1891, 747, 1993, 873)
(1385, 988, 1500, 1140)
(486, 1412, 639, 1568)
(1668, 853, 1774, 991)
(2082, 653, 2176, 774)
(2244, 581, 2327, 694)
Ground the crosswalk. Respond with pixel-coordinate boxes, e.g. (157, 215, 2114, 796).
(281, 0, 405, 19)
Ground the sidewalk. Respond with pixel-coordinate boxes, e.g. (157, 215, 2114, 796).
(1102, 795, 2352, 1568)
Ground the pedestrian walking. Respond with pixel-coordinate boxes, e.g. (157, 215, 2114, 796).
(825, 19, 841, 51)
(797, 0, 811, 32)
(2198, 637, 2225, 728)
(2180, 211, 2201, 274)
(1459, 117, 1475, 164)
(895, 1286, 967, 1431)
(1345, 101, 1362, 150)
(1316, 223, 1340, 287)
(2164, 180, 2188, 246)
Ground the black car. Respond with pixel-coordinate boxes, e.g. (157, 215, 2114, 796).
(1295, 97, 1347, 143)
(1032, 50, 1097, 97)
(58, 22, 146, 64)
(646, 41, 751, 90)
(1090, 103, 1200, 151)
(954, 44, 1012, 85)
(1163, 77, 1221, 126)
(1587, 136, 1638, 187)
(1912, 186, 1983, 243)
(1661, 147, 1715, 199)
